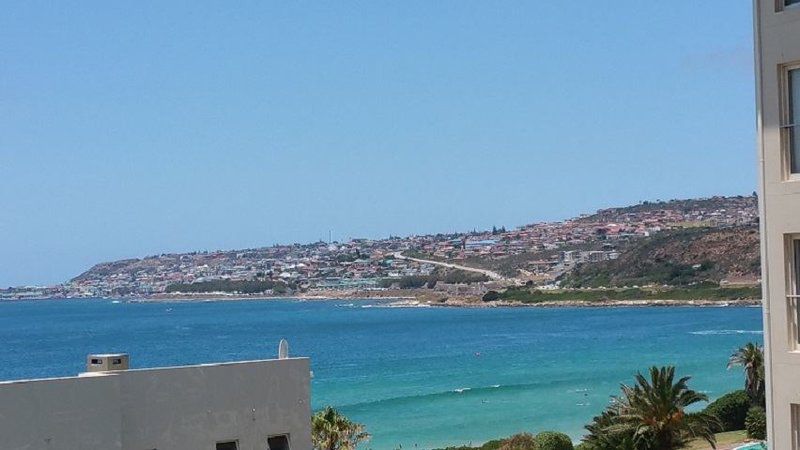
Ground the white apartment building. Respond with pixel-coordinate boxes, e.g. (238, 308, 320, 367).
(0, 347, 311, 450)
(754, 0, 800, 447)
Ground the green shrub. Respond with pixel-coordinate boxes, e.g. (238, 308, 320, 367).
(434, 441, 504, 450)
(480, 440, 505, 450)
(745, 406, 767, 440)
(535, 431, 573, 450)
(704, 390, 750, 431)
(498, 433, 537, 450)
(482, 290, 501, 302)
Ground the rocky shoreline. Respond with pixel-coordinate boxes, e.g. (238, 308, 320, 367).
(137, 289, 762, 309)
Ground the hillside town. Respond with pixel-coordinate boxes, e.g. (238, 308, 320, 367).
(0, 195, 759, 300)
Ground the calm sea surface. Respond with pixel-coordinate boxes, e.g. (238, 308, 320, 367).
(0, 299, 763, 449)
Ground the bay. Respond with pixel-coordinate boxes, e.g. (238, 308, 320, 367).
(0, 299, 763, 449)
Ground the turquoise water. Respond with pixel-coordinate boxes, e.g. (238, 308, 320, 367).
(0, 299, 763, 449)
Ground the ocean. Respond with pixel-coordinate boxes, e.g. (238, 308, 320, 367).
(0, 299, 763, 449)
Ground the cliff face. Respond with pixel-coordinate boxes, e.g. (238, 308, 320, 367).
(561, 226, 760, 288)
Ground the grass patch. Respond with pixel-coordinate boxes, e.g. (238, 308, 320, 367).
(681, 430, 749, 449)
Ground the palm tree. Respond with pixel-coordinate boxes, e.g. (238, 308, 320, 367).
(582, 366, 719, 450)
(728, 342, 765, 406)
(312, 406, 370, 450)
(583, 403, 637, 450)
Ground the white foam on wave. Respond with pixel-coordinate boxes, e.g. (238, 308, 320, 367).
(451, 384, 500, 394)
(689, 329, 763, 336)
(358, 301, 431, 309)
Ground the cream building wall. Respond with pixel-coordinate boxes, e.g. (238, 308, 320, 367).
(0, 357, 311, 450)
(754, 0, 800, 448)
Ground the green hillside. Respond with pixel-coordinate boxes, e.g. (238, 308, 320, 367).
(560, 225, 760, 288)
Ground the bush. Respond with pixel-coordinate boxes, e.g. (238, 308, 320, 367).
(498, 433, 537, 450)
(483, 290, 501, 302)
(535, 431, 574, 450)
(442, 269, 490, 284)
(479, 440, 505, 450)
(434, 441, 504, 450)
(745, 406, 767, 440)
(704, 390, 750, 431)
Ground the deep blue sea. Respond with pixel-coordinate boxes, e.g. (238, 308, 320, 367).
(0, 299, 763, 449)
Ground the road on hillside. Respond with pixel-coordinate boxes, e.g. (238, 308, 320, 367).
(393, 252, 507, 281)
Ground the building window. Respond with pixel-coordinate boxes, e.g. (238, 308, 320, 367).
(781, 0, 800, 11)
(267, 435, 290, 450)
(216, 441, 239, 450)
(784, 68, 800, 175)
(793, 404, 800, 450)
(789, 239, 800, 347)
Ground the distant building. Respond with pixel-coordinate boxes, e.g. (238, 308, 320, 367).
(0, 346, 311, 450)
(464, 239, 496, 250)
(754, 1, 800, 447)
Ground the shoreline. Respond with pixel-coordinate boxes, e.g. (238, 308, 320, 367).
(5, 290, 761, 309)
(0, 289, 762, 309)
(134, 288, 765, 308)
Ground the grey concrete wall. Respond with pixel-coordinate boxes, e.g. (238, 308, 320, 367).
(0, 375, 123, 449)
(0, 358, 311, 450)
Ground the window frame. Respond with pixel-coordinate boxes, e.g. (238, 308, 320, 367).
(777, 0, 800, 12)
(780, 64, 800, 179)
(215, 440, 239, 450)
(787, 236, 800, 349)
(267, 433, 291, 450)
(793, 404, 800, 449)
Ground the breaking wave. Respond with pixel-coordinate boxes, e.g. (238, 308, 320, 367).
(689, 329, 763, 336)
(335, 383, 525, 410)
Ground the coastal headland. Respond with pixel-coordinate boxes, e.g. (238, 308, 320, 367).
(2, 196, 762, 305)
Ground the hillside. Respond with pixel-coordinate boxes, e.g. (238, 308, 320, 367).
(406, 195, 759, 280)
(578, 195, 757, 225)
(25, 194, 758, 299)
(560, 225, 760, 288)
(72, 258, 153, 283)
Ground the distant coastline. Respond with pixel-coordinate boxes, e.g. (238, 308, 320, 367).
(0, 283, 763, 309)
(59, 290, 762, 308)
(4, 195, 760, 303)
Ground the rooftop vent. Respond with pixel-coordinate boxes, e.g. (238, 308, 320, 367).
(85, 353, 129, 373)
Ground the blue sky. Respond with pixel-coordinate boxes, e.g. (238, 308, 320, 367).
(1, 2, 756, 286)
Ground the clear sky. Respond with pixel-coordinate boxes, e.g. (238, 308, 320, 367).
(1, 1, 756, 287)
